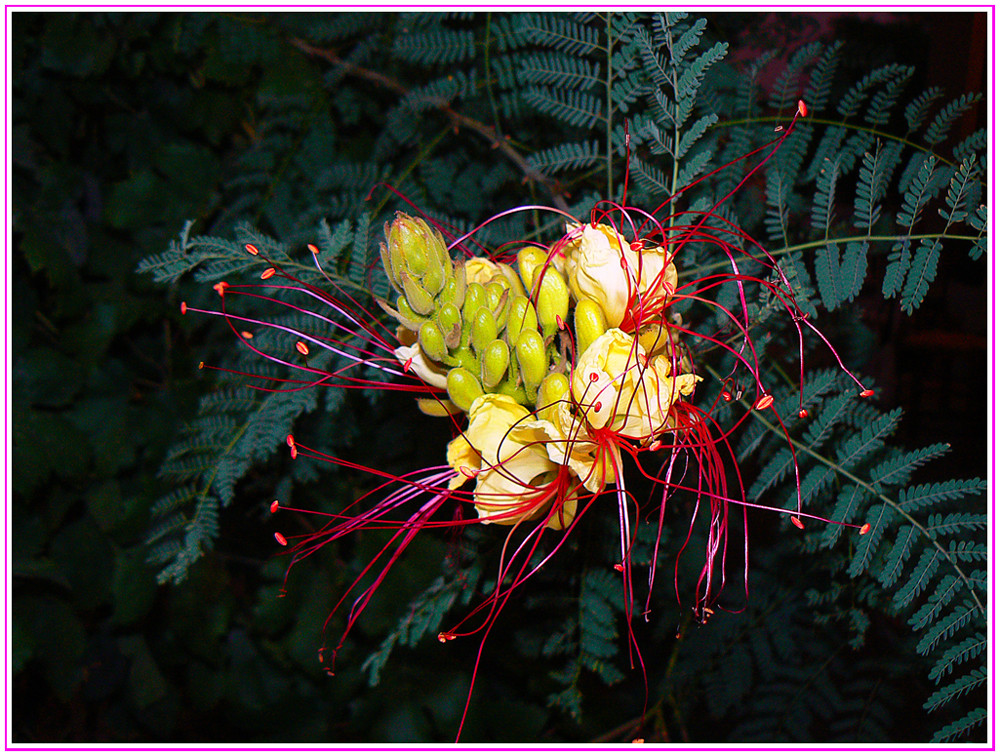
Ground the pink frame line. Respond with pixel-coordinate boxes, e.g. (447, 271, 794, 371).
(3, 3, 994, 753)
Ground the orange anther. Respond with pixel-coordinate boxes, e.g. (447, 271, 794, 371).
(755, 394, 774, 411)
(241, 331, 253, 339)
(261, 267, 276, 280)
(860, 388, 874, 398)
(859, 523, 871, 535)
(307, 243, 320, 255)
(245, 243, 260, 256)
(290, 446, 298, 460)
(722, 390, 732, 402)
(798, 408, 809, 418)
(629, 241, 643, 252)
(274, 532, 288, 546)
(790, 515, 804, 530)
(295, 341, 310, 355)
(198, 361, 205, 370)
(213, 281, 229, 297)
(797, 100, 808, 117)
(180, 301, 188, 314)
(613, 563, 625, 573)
(438, 632, 457, 643)
(286, 434, 295, 447)
(270, 500, 280, 513)
(773, 125, 784, 132)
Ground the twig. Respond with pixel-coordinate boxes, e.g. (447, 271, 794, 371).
(289, 37, 572, 214)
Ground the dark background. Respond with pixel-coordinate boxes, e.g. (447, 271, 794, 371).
(9, 11, 988, 743)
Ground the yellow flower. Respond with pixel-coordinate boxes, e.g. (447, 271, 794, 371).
(523, 397, 619, 494)
(571, 328, 699, 441)
(563, 223, 678, 327)
(446, 394, 574, 529)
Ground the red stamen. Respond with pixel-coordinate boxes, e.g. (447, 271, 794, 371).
(274, 532, 288, 546)
(613, 563, 625, 573)
(213, 281, 229, 297)
(860, 388, 874, 398)
(438, 632, 457, 643)
(755, 394, 774, 410)
(722, 390, 732, 402)
(245, 243, 260, 256)
(798, 408, 808, 418)
(589, 372, 599, 382)
(593, 401, 602, 412)
(180, 301, 188, 314)
(296, 341, 310, 355)
(286, 434, 295, 447)
(307, 243, 320, 255)
(261, 267, 276, 280)
(797, 99, 808, 117)
(790, 516, 804, 530)
(629, 241, 643, 252)
(270, 500, 280, 514)
(859, 523, 871, 535)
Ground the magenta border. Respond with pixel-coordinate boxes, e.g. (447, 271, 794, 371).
(3, 4, 995, 753)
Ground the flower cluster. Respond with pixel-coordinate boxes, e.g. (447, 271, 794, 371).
(381, 212, 699, 536)
(181, 101, 873, 738)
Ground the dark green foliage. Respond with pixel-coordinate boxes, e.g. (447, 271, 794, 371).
(13, 10, 987, 744)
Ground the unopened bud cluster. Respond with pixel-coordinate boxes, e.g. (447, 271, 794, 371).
(381, 213, 698, 529)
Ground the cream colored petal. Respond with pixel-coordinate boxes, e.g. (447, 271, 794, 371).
(393, 343, 449, 388)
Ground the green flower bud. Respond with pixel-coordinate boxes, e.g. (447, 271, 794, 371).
(574, 296, 607, 356)
(516, 246, 548, 290)
(418, 321, 448, 363)
(462, 282, 487, 322)
(423, 262, 446, 296)
(480, 339, 510, 388)
(387, 214, 429, 277)
(446, 367, 484, 412)
(507, 296, 539, 341)
(515, 329, 547, 393)
(400, 270, 435, 316)
(536, 372, 570, 420)
(436, 302, 463, 350)
(394, 295, 428, 330)
(486, 281, 510, 323)
(535, 267, 570, 337)
(470, 306, 499, 354)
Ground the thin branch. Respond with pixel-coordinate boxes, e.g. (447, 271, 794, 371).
(289, 37, 572, 213)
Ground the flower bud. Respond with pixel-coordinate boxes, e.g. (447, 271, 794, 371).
(507, 296, 539, 340)
(393, 294, 428, 330)
(470, 306, 499, 353)
(480, 339, 510, 389)
(438, 262, 467, 310)
(515, 329, 547, 392)
(536, 372, 570, 421)
(436, 302, 463, 350)
(462, 282, 487, 322)
(418, 321, 448, 363)
(446, 367, 484, 412)
(535, 266, 570, 337)
(574, 297, 607, 355)
(387, 214, 430, 277)
(400, 270, 435, 316)
(516, 246, 548, 290)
